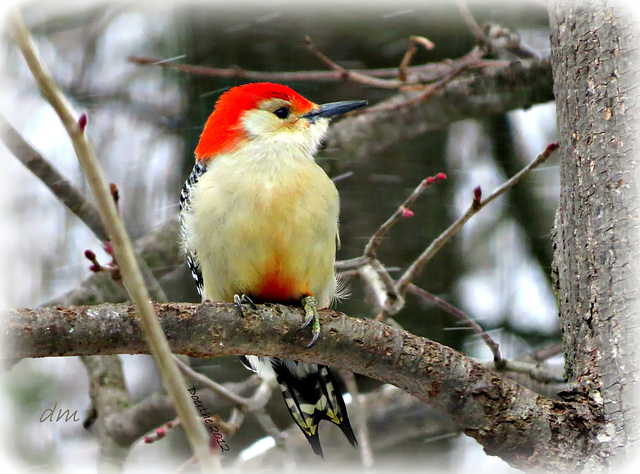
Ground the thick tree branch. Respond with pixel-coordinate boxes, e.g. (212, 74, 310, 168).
(4, 302, 596, 471)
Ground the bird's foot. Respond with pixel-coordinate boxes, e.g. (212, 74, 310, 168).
(233, 293, 257, 316)
(300, 295, 320, 348)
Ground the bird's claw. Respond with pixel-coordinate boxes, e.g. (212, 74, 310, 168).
(300, 296, 320, 348)
(234, 293, 257, 317)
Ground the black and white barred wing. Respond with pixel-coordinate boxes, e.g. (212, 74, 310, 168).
(179, 162, 207, 298)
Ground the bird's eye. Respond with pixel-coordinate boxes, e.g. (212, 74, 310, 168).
(273, 107, 290, 119)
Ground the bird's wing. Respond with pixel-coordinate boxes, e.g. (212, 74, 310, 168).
(180, 162, 208, 298)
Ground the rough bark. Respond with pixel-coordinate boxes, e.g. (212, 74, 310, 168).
(3, 302, 597, 471)
(550, 1, 640, 469)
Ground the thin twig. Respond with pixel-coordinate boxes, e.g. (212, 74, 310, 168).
(364, 173, 446, 258)
(338, 369, 373, 469)
(173, 355, 252, 409)
(335, 255, 370, 271)
(304, 36, 402, 89)
(455, 2, 539, 59)
(128, 54, 507, 85)
(0, 113, 108, 241)
(368, 46, 484, 115)
(528, 343, 563, 362)
(407, 284, 502, 363)
(486, 359, 565, 385)
(0, 113, 168, 303)
(455, 0, 485, 42)
(364, 259, 404, 315)
(9, 9, 213, 471)
(394, 142, 559, 299)
(398, 36, 435, 81)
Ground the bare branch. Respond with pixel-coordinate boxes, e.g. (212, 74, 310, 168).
(127, 54, 501, 85)
(8, 10, 211, 468)
(0, 113, 167, 303)
(490, 359, 565, 385)
(407, 283, 503, 364)
(104, 377, 261, 446)
(394, 142, 558, 298)
(363, 173, 446, 259)
(0, 113, 108, 241)
(325, 57, 553, 165)
(398, 36, 435, 81)
(338, 369, 373, 469)
(81, 355, 131, 471)
(173, 355, 252, 409)
(3, 302, 596, 471)
(304, 36, 402, 89)
(455, 0, 485, 42)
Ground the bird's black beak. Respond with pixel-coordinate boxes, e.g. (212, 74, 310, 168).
(302, 100, 367, 121)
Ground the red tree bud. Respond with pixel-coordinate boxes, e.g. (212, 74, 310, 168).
(546, 142, 559, 153)
(401, 208, 415, 219)
(78, 114, 88, 132)
(474, 186, 482, 201)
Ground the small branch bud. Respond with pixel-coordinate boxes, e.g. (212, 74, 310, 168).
(401, 207, 415, 219)
(435, 172, 447, 181)
(102, 242, 114, 256)
(111, 268, 122, 281)
(77, 113, 87, 132)
(425, 176, 436, 185)
(546, 142, 559, 153)
(155, 427, 165, 439)
(473, 186, 482, 209)
(109, 183, 120, 208)
(84, 249, 96, 261)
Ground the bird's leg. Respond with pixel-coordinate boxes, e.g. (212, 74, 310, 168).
(300, 295, 320, 348)
(234, 293, 257, 317)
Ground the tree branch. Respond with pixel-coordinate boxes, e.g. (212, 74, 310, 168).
(80, 355, 131, 471)
(3, 302, 596, 471)
(324, 57, 553, 165)
(0, 113, 108, 241)
(9, 9, 212, 468)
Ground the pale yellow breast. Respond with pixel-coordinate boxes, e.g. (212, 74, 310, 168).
(184, 148, 339, 306)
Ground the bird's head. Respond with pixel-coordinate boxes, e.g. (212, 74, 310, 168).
(195, 82, 366, 162)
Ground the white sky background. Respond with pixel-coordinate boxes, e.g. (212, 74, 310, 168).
(1, 0, 626, 472)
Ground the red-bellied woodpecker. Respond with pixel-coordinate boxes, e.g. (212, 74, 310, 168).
(179, 82, 366, 456)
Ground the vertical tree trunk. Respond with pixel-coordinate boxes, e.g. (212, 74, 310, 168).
(549, 1, 639, 469)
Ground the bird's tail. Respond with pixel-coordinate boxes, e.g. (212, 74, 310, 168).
(272, 359, 357, 457)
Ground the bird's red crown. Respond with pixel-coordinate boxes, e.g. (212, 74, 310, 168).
(195, 82, 316, 161)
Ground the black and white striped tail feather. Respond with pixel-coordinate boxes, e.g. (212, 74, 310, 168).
(242, 355, 357, 457)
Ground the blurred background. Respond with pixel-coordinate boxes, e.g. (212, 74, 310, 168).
(1, 0, 559, 472)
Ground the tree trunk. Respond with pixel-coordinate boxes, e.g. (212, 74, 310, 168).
(550, 1, 639, 469)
